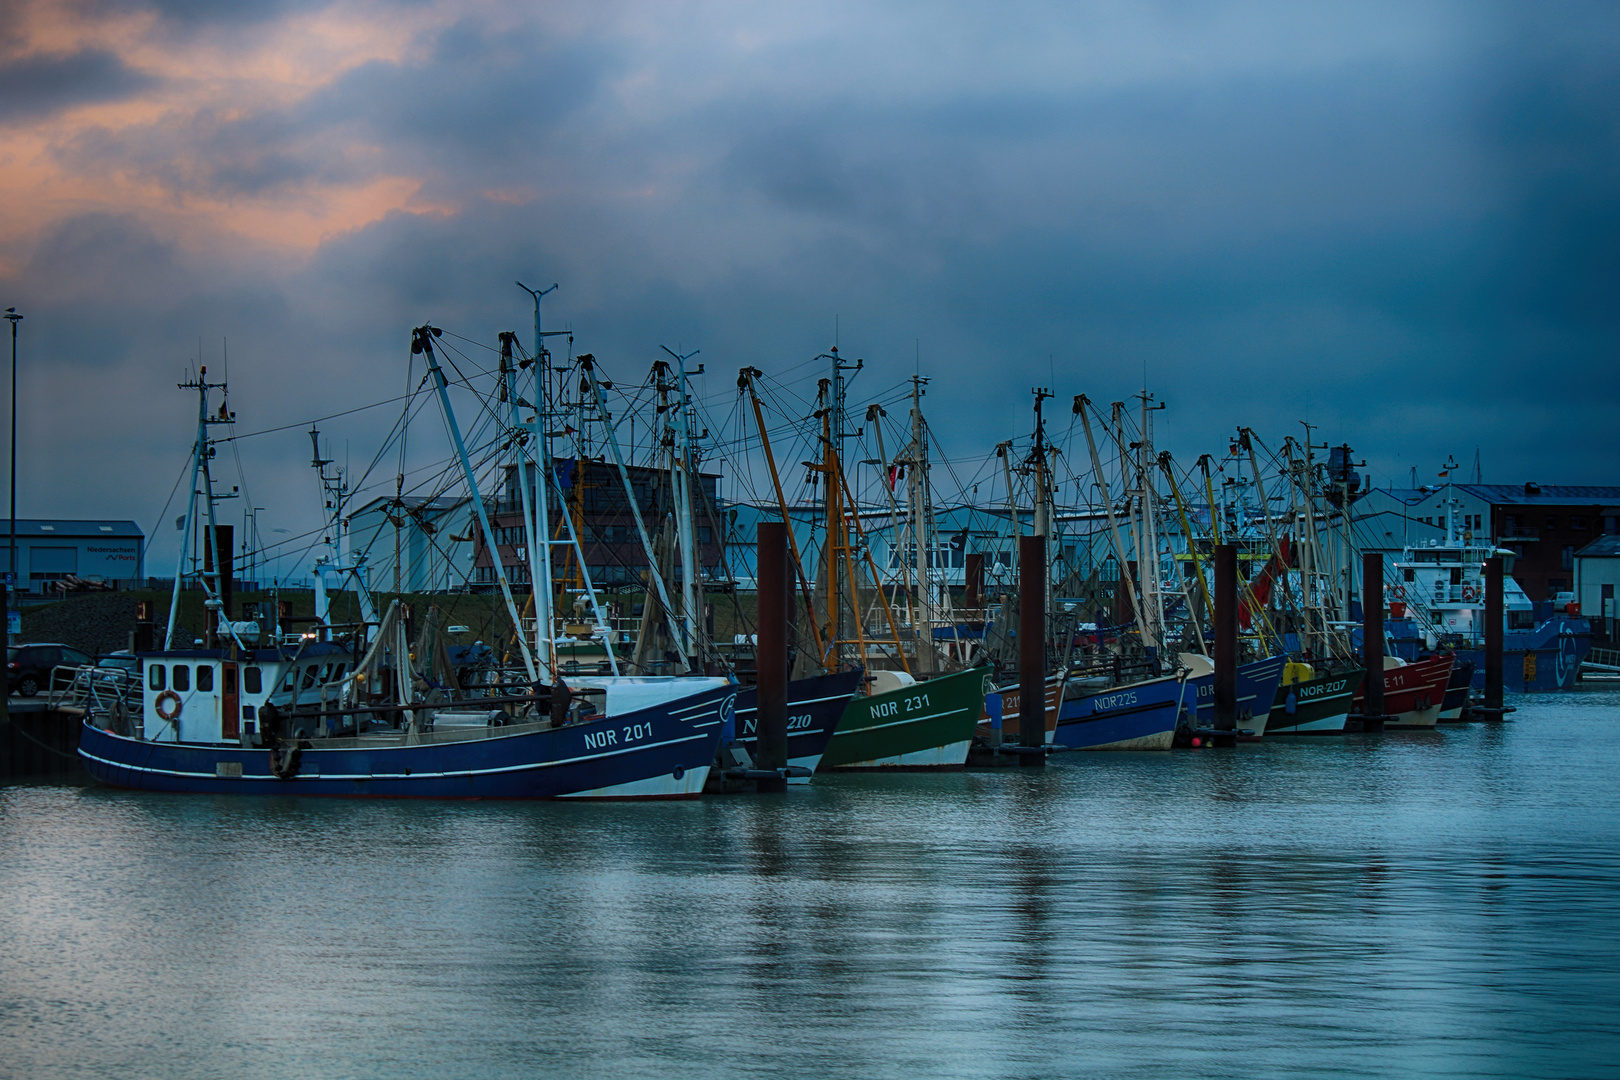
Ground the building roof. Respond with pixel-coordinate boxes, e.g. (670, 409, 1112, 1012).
(1455, 484, 1620, 505)
(0, 519, 143, 538)
(1575, 535, 1620, 559)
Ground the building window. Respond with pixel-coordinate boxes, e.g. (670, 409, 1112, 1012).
(1572, 515, 1589, 531)
(698, 526, 713, 544)
(1546, 515, 1558, 530)
(1562, 545, 1575, 570)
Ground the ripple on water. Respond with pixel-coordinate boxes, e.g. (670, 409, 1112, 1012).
(2, 689, 1618, 1079)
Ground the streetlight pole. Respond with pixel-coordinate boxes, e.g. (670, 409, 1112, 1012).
(5, 307, 19, 644)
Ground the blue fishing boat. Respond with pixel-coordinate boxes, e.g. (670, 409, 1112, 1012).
(78, 355, 737, 800)
(728, 669, 865, 782)
(79, 658, 735, 798)
(1380, 507, 1589, 690)
(1054, 670, 1189, 750)
(1188, 655, 1289, 735)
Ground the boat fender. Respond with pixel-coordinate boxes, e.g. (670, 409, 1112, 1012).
(269, 741, 304, 780)
(1285, 690, 1297, 716)
(153, 690, 182, 723)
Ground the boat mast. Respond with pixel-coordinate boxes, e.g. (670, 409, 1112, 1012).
(164, 368, 239, 650)
(1075, 395, 1149, 649)
(414, 324, 539, 682)
(164, 372, 210, 649)
(662, 345, 703, 668)
(1137, 391, 1166, 656)
(515, 282, 558, 682)
(739, 367, 828, 664)
(907, 376, 936, 672)
(581, 355, 689, 664)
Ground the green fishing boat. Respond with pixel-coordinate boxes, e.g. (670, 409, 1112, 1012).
(819, 665, 990, 770)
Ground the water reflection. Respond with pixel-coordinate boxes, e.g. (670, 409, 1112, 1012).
(3, 691, 1619, 1078)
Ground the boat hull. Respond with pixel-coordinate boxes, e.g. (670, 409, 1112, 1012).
(78, 684, 735, 799)
(976, 675, 1062, 744)
(1438, 659, 1475, 721)
(1266, 669, 1366, 734)
(1354, 655, 1454, 729)
(1055, 672, 1186, 750)
(819, 665, 989, 771)
(1191, 656, 1288, 736)
(731, 670, 864, 782)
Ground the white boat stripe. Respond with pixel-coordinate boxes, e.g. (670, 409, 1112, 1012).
(79, 731, 709, 782)
(735, 692, 851, 712)
(829, 706, 969, 738)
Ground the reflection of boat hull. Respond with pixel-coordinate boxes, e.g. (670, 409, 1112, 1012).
(1055, 673, 1186, 750)
(1266, 669, 1366, 734)
(819, 665, 989, 770)
(1190, 656, 1288, 736)
(78, 683, 734, 799)
(1354, 655, 1453, 729)
(732, 670, 864, 782)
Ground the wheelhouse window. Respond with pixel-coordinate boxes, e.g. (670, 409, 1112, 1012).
(196, 665, 213, 692)
(149, 665, 165, 691)
(172, 665, 190, 692)
(243, 667, 261, 694)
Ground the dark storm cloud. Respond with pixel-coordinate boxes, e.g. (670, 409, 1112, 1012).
(316, 24, 612, 164)
(0, 49, 152, 122)
(7, 0, 1620, 573)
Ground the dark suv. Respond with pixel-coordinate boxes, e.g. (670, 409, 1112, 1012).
(6, 643, 93, 697)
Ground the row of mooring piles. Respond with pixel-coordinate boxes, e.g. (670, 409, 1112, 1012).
(741, 523, 1520, 793)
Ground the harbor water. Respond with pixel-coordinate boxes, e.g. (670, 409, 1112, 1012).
(4, 690, 1619, 1079)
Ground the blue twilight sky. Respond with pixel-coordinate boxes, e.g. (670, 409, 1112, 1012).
(0, 1, 1616, 574)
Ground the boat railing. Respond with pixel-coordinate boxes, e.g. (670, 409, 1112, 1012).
(48, 663, 141, 720)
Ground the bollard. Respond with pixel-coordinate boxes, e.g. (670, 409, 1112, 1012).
(1018, 534, 1046, 765)
(1212, 543, 1237, 746)
(1484, 555, 1505, 715)
(754, 521, 789, 789)
(1354, 552, 1387, 732)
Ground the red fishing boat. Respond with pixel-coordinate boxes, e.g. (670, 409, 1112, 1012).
(1353, 654, 1454, 729)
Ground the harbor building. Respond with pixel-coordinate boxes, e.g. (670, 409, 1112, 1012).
(472, 459, 724, 591)
(0, 519, 144, 591)
(1355, 485, 1620, 601)
(346, 495, 475, 593)
(1574, 535, 1620, 642)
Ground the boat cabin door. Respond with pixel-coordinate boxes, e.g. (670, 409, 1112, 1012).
(221, 661, 240, 740)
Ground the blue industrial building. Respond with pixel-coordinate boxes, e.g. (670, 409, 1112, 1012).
(0, 519, 145, 591)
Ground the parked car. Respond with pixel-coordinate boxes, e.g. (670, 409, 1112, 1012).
(6, 643, 93, 697)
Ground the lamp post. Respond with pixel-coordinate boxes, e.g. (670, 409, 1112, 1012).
(4, 307, 18, 644)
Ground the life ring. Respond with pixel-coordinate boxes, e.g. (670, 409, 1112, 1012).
(153, 689, 183, 722)
(1389, 585, 1405, 601)
(1461, 585, 1476, 601)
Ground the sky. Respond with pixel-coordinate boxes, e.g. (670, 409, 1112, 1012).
(1, 0, 1616, 578)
